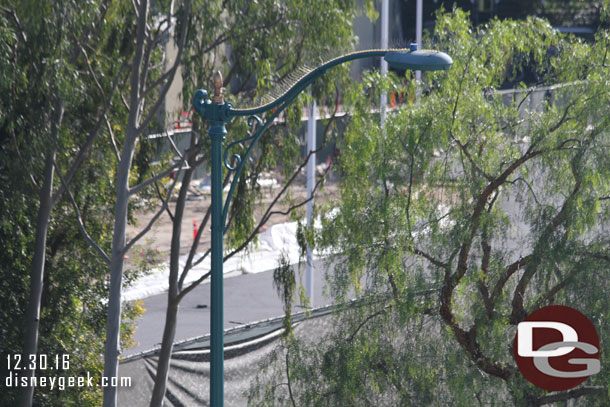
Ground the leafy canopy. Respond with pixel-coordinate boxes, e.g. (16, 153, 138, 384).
(251, 9, 610, 407)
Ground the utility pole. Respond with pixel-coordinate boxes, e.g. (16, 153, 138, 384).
(305, 93, 316, 306)
(380, 0, 389, 127)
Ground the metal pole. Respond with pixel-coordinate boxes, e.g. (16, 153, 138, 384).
(415, 0, 423, 87)
(380, 0, 389, 127)
(209, 74, 226, 407)
(209, 122, 225, 406)
(305, 95, 316, 306)
(415, 0, 423, 98)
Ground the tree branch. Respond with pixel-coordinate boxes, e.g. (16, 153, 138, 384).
(137, 0, 191, 132)
(583, 251, 610, 263)
(536, 386, 606, 406)
(124, 156, 183, 252)
(225, 156, 330, 262)
(54, 161, 111, 264)
(285, 350, 297, 407)
(128, 159, 184, 196)
(510, 176, 582, 324)
(153, 179, 174, 222)
(224, 95, 340, 262)
(531, 264, 581, 311)
(176, 270, 211, 303)
(105, 116, 122, 161)
(489, 255, 531, 305)
(345, 304, 391, 343)
(451, 131, 494, 182)
(411, 247, 448, 269)
(178, 169, 232, 291)
(53, 47, 127, 202)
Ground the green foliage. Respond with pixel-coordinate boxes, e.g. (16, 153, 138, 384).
(180, 0, 367, 251)
(0, 1, 150, 405)
(273, 253, 297, 337)
(2, 0, 368, 404)
(250, 10, 610, 406)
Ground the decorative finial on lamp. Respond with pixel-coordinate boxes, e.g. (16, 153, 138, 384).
(212, 71, 224, 103)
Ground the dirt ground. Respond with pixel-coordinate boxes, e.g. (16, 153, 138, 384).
(125, 172, 340, 265)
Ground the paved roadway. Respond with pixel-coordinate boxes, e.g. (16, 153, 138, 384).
(127, 194, 537, 357)
(127, 259, 333, 356)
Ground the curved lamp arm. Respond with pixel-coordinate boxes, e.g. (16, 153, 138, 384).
(193, 45, 453, 228)
(231, 47, 453, 116)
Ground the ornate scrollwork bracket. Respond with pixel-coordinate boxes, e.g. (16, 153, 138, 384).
(223, 115, 263, 172)
(220, 105, 287, 227)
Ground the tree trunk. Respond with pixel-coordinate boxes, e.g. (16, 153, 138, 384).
(102, 128, 137, 407)
(150, 166, 194, 407)
(20, 100, 64, 407)
(102, 1, 148, 405)
(149, 299, 179, 407)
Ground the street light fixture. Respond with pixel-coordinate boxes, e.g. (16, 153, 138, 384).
(193, 44, 452, 407)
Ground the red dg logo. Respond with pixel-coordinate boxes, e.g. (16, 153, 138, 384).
(513, 305, 600, 391)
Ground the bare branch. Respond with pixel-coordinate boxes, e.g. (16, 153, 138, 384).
(490, 255, 531, 305)
(140, 60, 178, 101)
(506, 177, 541, 206)
(105, 116, 122, 161)
(185, 33, 229, 66)
(285, 351, 297, 407)
(224, 149, 329, 263)
(164, 129, 185, 160)
(53, 47, 127, 202)
(536, 386, 605, 406)
(450, 132, 494, 182)
(120, 89, 130, 111)
(124, 203, 167, 254)
(515, 87, 536, 112)
(54, 161, 111, 264)
(139, 23, 162, 100)
(346, 304, 391, 343)
(153, 179, 174, 222)
(179, 168, 232, 290)
(531, 265, 581, 311)
(179, 208, 211, 290)
(138, 0, 191, 132)
(176, 269, 210, 303)
(189, 248, 211, 271)
(128, 159, 184, 196)
(125, 157, 183, 252)
(411, 247, 448, 269)
(130, 0, 139, 19)
(125, 0, 149, 132)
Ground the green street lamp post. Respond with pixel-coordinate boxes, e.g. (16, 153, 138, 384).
(193, 43, 452, 407)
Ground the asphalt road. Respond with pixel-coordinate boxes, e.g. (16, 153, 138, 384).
(126, 259, 333, 356)
(126, 195, 538, 357)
